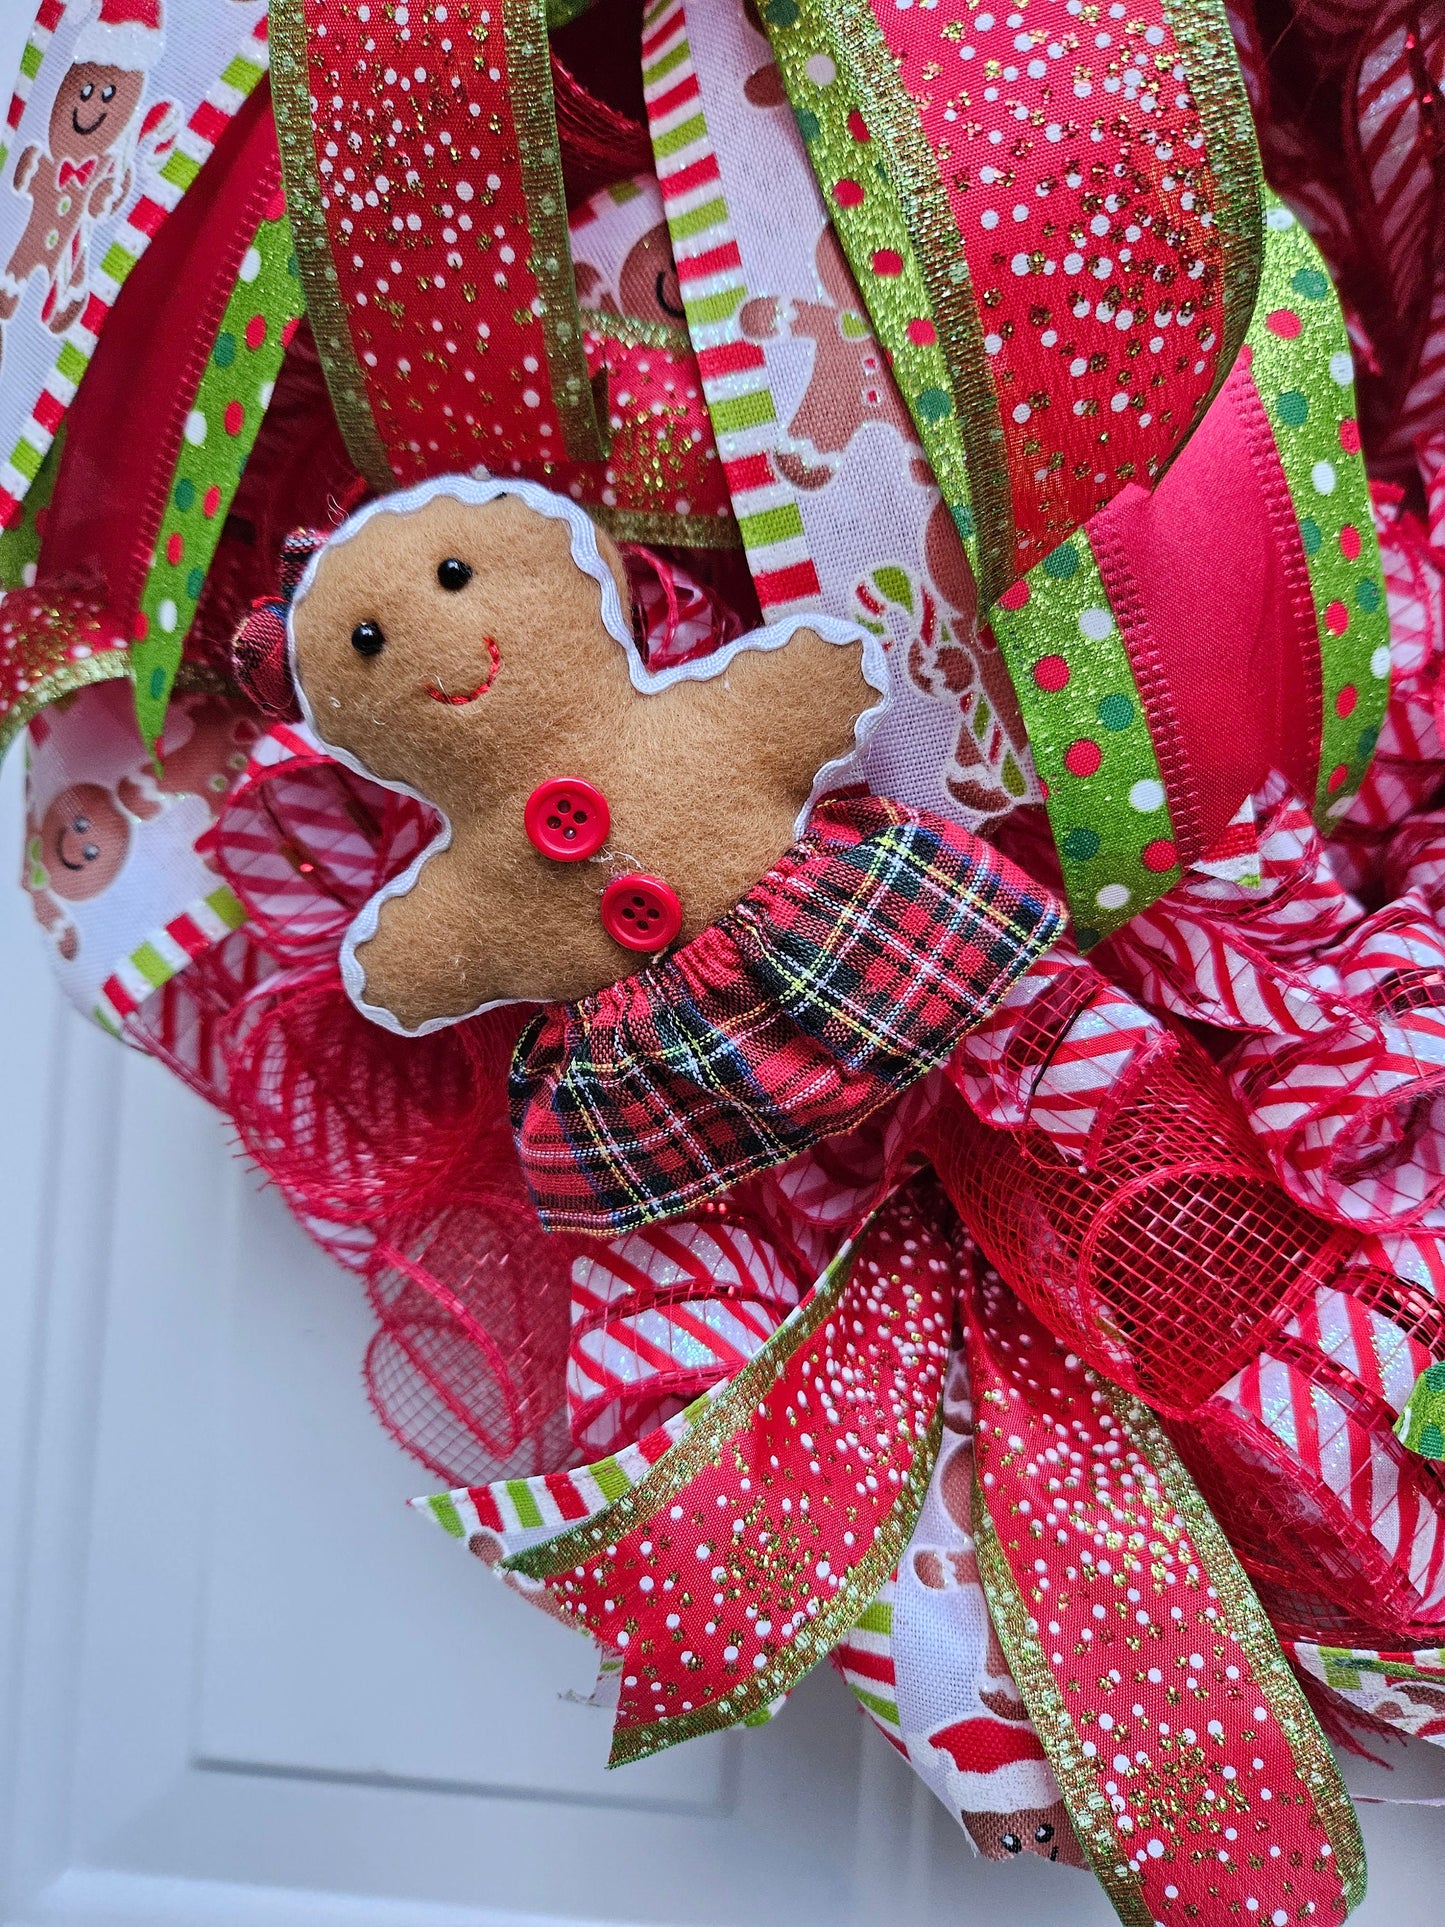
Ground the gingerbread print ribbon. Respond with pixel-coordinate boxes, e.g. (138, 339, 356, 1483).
(641, 0, 1042, 828)
(0, 2, 270, 529)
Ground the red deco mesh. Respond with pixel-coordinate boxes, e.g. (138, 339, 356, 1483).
(926, 1040, 1349, 1414)
(224, 969, 508, 1228)
(367, 1190, 579, 1486)
(1168, 1239, 1445, 1645)
(222, 968, 579, 1485)
(1168, 1389, 1445, 1646)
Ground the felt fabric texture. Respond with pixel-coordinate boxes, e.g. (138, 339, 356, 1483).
(510, 794, 1063, 1233)
(289, 478, 883, 1030)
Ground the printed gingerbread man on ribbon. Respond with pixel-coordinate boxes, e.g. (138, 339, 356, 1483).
(0, 0, 177, 339)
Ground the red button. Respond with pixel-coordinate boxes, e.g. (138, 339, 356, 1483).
(523, 777, 610, 861)
(600, 874, 683, 953)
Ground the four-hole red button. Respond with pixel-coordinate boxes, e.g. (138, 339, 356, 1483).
(523, 777, 610, 861)
(600, 874, 683, 953)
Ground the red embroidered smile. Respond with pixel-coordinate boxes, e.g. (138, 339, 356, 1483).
(426, 634, 500, 705)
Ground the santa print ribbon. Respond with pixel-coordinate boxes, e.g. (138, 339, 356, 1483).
(0, 3, 270, 529)
(428, 1186, 953, 1764)
(757, 0, 1262, 603)
(990, 199, 1391, 945)
(269, 0, 604, 487)
(966, 1263, 1365, 1926)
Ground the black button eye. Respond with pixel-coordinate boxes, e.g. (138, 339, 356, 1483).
(1001, 1833, 1022, 1855)
(1034, 1825, 1054, 1845)
(350, 620, 385, 657)
(437, 557, 472, 591)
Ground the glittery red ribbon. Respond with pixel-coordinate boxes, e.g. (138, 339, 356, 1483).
(270, 0, 605, 486)
(759, 0, 1264, 597)
(968, 1261, 1365, 1923)
(503, 1185, 954, 1764)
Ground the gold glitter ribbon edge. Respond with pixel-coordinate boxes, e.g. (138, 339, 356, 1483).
(1130, 1390, 1367, 1913)
(825, 0, 1015, 598)
(1156, 0, 1264, 453)
(267, 0, 395, 490)
(608, 1398, 942, 1765)
(504, 1237, 947, 1763)
(505, 0, 607, 463)
(507, 1242, 861, 1583)
(973, 1386, 1366, 1925)
(973, 1479, 1158, 1927)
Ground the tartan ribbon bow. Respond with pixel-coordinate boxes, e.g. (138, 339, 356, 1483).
(509, 793, 1064, 1234)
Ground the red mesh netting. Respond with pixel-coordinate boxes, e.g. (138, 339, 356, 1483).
(927, 1044, 1349, 1413)
(1169, 1386, 1445, 1645)
(219, 967, 579, 1485)
(1164, 1239, 1445, 1643)
(224, 969, 513, 1230)
(366, 1189, 579, 1486)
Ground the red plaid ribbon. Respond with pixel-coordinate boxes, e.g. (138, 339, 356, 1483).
(510, 795, 1061, 1234)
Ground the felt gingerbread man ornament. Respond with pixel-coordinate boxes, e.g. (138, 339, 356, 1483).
(0, 0, 176, 338)
(278, 476, 889, 1035)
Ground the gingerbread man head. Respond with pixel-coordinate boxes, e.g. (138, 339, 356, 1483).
(616, 223, 685, 327)
(48, 62, 145, 167)
(37, 779, 145, 900)
(283, 476, 888, 1033)
(56, 0, 163, 161)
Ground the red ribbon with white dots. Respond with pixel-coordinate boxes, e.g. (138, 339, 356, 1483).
(968, 1263, 1366, 1924)
(269, 0, 606, 486)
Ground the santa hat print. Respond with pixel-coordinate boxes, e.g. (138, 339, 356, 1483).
(73, 0, 164, 71)
(928, 1716, 1062, 1812)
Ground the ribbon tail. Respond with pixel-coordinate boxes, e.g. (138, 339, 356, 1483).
(481, 1181, 956, 1765)
(966, 1265, 1366, 1925)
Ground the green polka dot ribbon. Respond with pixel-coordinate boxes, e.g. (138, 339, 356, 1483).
(991, 195, 1389, 946)
(0, 428, 62, 593)
(756, 0, 992, 592)
(131, 193, 302, 751)
(1251, 198, 1391, 827)
(1395, 1364, 1445, 1462)
(992, 535, 1181, 948)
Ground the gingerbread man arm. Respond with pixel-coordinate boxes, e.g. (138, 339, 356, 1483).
(13, 144, 40, 193)
(92, 159, 129, 220)
(352, 849, 486, 1031)
(671, 625, 875, 800)
(22, 848, 78, 959)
